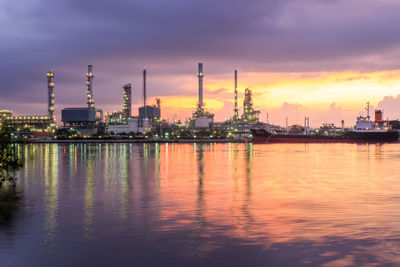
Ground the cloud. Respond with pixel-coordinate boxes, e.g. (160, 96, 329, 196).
(377, 95, 400, 120)
(264, 102, 357, 127)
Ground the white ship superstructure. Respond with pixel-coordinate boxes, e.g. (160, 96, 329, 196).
(351, 102, 390, 133)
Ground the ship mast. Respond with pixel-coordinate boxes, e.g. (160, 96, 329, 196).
(366, 102, 370, 120)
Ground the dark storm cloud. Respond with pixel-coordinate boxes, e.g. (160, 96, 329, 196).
(2, 0, 400, 113)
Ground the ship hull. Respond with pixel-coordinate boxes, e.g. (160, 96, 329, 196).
(252, 135, 349, 143)
(343, 131, 399, 142)
(251, 128, 399, 144)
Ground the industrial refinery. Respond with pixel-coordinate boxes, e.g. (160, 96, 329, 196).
(0, 62, 267, 141)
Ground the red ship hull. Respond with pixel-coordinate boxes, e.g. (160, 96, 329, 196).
(252, 135, 351, 143)
(251, 128, 399, 144)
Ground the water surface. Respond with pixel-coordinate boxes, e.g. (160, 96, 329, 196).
(2, 143, 400, 266)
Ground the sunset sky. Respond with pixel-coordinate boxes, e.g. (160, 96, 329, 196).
(2, 0, 400, 126)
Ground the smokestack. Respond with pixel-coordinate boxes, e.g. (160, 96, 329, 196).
(234, 70, 238, 118)
(86, 65, 95, 109)
(197, 63, 203, 109)
(143, 69, 147, 117)
(46, 70, 55, 132)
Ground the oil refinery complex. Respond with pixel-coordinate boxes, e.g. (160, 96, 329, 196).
(0, 62, 267, 142)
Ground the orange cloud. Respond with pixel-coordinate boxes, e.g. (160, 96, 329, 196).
(100, 70, 400, 126)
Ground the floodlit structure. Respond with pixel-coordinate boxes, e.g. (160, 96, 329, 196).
(47, 70, 55, 132)
(2, 71, 55, 133)
(122, 83, 132, 122)
(188, 62, 214, 128)
(138, 69, 161, 123)
(105, 83, 133, 124)
(86, 65, 95, 109)
(242, 88, 260, 122)
(1, 110, 50, 132)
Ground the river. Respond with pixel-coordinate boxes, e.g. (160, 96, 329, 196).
(2, 143, 400, 266)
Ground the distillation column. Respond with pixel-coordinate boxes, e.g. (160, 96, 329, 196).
(86, 65, 95, 109)
(123, 83, 132, 122)
(47, 70, 55, 132)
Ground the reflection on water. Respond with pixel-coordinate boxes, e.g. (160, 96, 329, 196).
(43, 144, 58, 253)
(2, 143, 400, 266)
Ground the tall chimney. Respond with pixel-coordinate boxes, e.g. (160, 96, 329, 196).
(234, 70, 238, 119)
(86, 65, 95, 109)
(197, 63, 203, 109)
(46, 70, 55, 132)
(143, 69, 147, 117)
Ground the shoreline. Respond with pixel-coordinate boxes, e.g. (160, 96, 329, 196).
(16, 139, 248, 144)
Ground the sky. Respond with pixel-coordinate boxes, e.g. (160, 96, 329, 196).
(2, 0, 400, 126)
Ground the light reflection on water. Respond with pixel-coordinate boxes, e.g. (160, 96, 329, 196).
(2, 143, 400, 266)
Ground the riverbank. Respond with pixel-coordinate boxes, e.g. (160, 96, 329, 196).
(17, 138, 248, 144)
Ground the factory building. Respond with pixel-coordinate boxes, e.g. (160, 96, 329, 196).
(0, 110, 50, 132)
(139, 69, 161, 120)
(138, 102, 161, 120)
(61, 108, 97, 135)
(107, 117, 140, 134)
(105, 83, 133, 124)
(138, 69, 161, 132)
(221, 70, 262, 140)
(105, 70, 160, 134)
(60, 65, 104, 135)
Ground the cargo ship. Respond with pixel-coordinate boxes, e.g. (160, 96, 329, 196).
(251, 104, 399, 143)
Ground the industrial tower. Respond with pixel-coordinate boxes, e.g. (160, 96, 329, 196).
(189, 62, 214, 128)
(197, 63, 204, 109)
(47, 70, 55, 132)
(233, 70, 239, 119)
(143, 69, 147, 118)
(242, 88, 260, 122)
(86, 65, 95, 109)
(122, 83, 132, 123)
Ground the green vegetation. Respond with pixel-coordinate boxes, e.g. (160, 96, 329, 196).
(0, 123, 22, 183)
(0, 124, 22, 227)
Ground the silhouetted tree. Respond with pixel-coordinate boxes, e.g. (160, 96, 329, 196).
(0, 123, 22, 183)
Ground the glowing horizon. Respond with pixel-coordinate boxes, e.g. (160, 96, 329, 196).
(4, 68, 400, 128)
